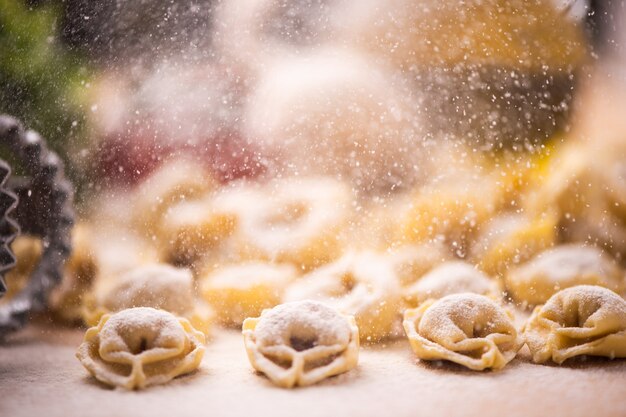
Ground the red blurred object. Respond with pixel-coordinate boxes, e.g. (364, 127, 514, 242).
(93, 127, 266, 186)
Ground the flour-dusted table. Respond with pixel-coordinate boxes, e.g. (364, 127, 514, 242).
(1, 324, 625, 417)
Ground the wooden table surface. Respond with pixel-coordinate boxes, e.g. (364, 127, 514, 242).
(1, 323, 625, 417)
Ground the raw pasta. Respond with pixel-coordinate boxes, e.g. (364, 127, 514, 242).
(283, 251, 402, 342)
(387, 241, 451, 287)
(242, 300, 359, 388)
(131, 157, 215, 235)
(523, 285, 626, 364)
(157, 195, 236, 265)
(403, 293, 523, 370)
(469, 212, 557, 277)
(76, 307, 205, 389)
(200, 262, 297, 326)
(83, 264, 212, 335)
(403, 261, 501, 307)
(213, 177, 351, 270)
(506, 245, 625, 306)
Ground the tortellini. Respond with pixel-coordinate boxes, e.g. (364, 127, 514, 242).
(387, 241, 451, 287)
(200, 262, 297, 326)
(157, 195, 236, 265)
(213, 177, 351, 270)
(83, 264, 212, 335)
(283, 251, 402, 342)
(469, 212, 557, 277)
(242, 301, 359, 388)
(396, 172, 503, 253)
(49, 224, 99, 323)
(506, 245, 625, 306)
(132, 157, 215, 235)
(523, 285, 626, 364)
(403, 261, 501, 307)
(403, 293, 523, 370)
(76, 307, 205, 390)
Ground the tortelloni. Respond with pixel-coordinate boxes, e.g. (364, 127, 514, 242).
(76, 307, 205, 390)
(212, 177, 351, 270)
(506, 245, 625, 306)
(200, 262, 297, 327)
(403, 293, 523, 371)
(523, 285, 626, 364)
(242, 301, 359, 388)
(403, 261, 501, 308)
(83, 264, 212, 335)
(283, 252, 402, 342)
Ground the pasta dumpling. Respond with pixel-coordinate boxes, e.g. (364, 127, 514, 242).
(76, 307, 205, 390)
(469, 212, 557, 277)
(83, 264, 212, 335)
(403, 261, 501, 307)
(283, 251, 402, 342)
(523, 285, 626, 364)
(213, 177, 351, 270)
(403, 293, 523, 370)
(242, 301, 359, 388)
(157, 195, 236, 265)
(131, 157, 215, 235)
(200, 262, 297, 327)
(506, 245, 624, 306)
(387, 241, 451, 287)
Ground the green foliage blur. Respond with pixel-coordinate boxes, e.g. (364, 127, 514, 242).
(0, 0, 91, 172)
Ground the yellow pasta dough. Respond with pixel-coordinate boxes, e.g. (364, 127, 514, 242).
(242, 300, 359, 388)
(396, 172, 503, 254)
(76, 307, 205, 390)
(200, 262, 297, 327)
(469, 212, 557, 278)
(283, 251, 402, 342)
(132, 157, 215, 235)
(506, 245, 625, 306)
(403, 293, 523, 370)
(49, 224, 99, 323)
(387, 241, 451, 287)
(83, 264, 212, 335)
(213, 177, 351, 270)
(523, 285, 626, 364)
(403, 261, 501, 308)
(157, 195, 236, 265)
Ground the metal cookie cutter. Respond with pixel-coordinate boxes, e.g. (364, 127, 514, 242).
(0, 115, 74, 338)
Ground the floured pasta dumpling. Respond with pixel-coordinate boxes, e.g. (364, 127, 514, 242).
(200, 262, 297, 327)
(283, 251, 402, 342)
(403, 261, 501, 308)
(83, 264, 212, 335)
(387, 241, 451, 287)
(523, 285, 626, 364)
(469, 212, 557, 277)
(506, 245, 625, 306)
(396, 172, 503, 254)
(157, 195, 236, 265)
(49, 224, 99, 323)
(213, 177, 351, 270)
(242, 301, 359, 388)
(77, 307, 205, 390)
(403, 293, 523, 370)
(132, 157, 215, 235)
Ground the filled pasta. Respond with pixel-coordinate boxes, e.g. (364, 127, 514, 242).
(523, 285, 626, 364)
(242, 300, 359, 388)
(76, 307, 206, 389)
(403, 293, 523, 370)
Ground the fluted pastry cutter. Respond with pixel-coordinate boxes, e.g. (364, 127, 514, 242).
(0, 115, 74, 338)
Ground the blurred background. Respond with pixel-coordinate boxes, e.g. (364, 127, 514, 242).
(1, 0, 623, 196)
